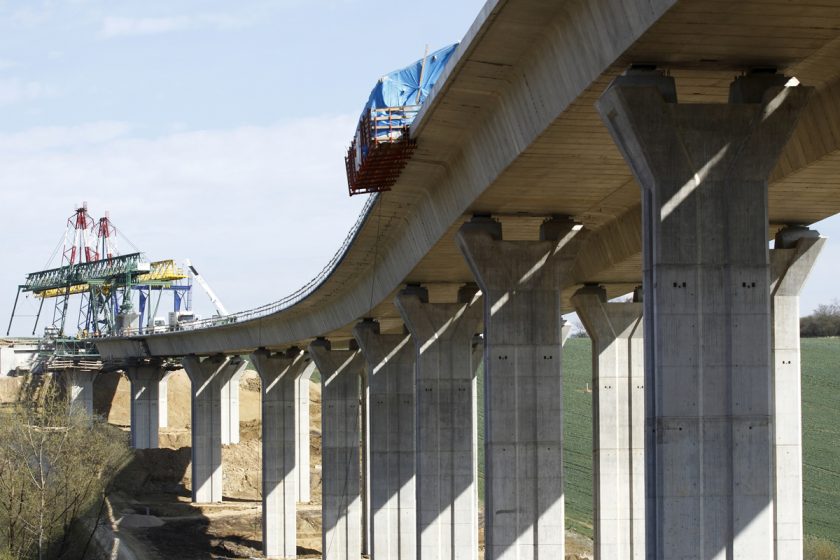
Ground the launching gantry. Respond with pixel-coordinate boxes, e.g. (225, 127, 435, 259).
(6, 204, 192, 353)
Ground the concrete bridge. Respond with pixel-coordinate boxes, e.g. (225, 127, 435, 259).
(88, 0, 840, 558)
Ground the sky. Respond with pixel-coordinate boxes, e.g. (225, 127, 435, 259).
(0, 0, 837, 337)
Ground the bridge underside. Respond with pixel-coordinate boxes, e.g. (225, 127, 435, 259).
(90, 1, 840, 559)
(94, 0, 840, 359)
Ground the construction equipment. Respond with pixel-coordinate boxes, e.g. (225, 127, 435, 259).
(345, 44, 458, 196)
(185, 259, 229, 317)
(7, 205, 192, 340)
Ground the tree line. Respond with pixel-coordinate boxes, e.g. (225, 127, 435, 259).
(801, 301, 840, 338)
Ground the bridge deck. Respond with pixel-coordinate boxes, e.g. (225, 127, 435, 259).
(95, 0, 840, 359)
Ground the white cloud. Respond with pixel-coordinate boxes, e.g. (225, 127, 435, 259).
(0, 78, 55, 106)
(0, 122, 132, 153)
(100, 13, 253, 38)
(0, 115, 367, 328)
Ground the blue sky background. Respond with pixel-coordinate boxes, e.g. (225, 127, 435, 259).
(0, 0, 837, 336)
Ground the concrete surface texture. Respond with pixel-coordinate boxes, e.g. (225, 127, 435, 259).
(182, 355, 244, 504)
(250, 348, 305, 560)
(597, 71, 811, 559)
(353, 319, 417, 560)
(395, 285, 482, 560)
(63, 369, 98, 416)
(79, 0, 840, 557)
(295, 361, 315, 504)
(126, 363, 166, 450)
(456, 216, 587, 560)
(309, 339, 364, 560)
(572, 285, 645, 560)
(221, 361, 247, 445)
(770, 230, 826, 559)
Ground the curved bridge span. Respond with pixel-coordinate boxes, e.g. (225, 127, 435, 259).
(89, 0, 840, 558)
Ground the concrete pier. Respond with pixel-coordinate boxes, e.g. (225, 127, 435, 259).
(251, 348, 307, 559)
(182, 355, 244, 503)
(395, 284, 482, 560)
(597, 69, 811, 558)
(770, 227, 825, 559)
(353, 319, 416, 560)
(126, 362, 166, 449)
(63, 370, 97, 416)
(159, 373, 170, 428)
(309, 338, 364, 560)
(457, 216, 585, 560)
(221, 361, 247, 445)
(296, 361, 315, 504)
(572, 285, 645, 559)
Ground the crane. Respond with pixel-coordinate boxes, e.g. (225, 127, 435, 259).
(184, 259, 229, 317)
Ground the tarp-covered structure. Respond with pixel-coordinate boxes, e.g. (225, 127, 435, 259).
(346, 44, 459, 195)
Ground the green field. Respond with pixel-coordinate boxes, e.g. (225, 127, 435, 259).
(477, 336, 840, 543)
(801, 338, 840, 545)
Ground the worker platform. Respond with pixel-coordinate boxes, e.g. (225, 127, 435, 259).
(345, 44, 458, 196)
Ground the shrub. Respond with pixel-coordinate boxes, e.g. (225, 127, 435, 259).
(805, 536, 840, 560)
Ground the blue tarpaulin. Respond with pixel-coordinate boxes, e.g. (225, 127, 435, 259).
(362, 43, 459, 115)
(346, 43, 459, 195)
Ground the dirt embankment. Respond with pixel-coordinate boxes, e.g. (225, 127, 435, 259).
(105, 369, 325, 559)
(5, 369, 590, 559)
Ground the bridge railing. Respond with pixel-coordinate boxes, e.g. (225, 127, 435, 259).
(103, 193, 380, 338)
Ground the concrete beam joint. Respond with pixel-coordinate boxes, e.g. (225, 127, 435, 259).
(774, 225, 820, 249)
(729, 71, 790, 104)
(539, 215, 575, 241)
(612, 66, 677, 103)
(400, 284, 429, 303)
(461, 215, 502, 241)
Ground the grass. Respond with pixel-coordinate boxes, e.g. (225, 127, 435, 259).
(475, 336, 840, 543)
(802, 338, 840, 546)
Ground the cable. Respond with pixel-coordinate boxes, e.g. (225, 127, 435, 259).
(42, 233, 64, 269)
(112, 226, 142, 254)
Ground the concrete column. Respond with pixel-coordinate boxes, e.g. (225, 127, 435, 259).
(396, 284, 482, 560)
(182, 354, 243, 503)
(159, 373, 170, 429)
(308, 338, 364, 560)
(596, 69, 812, 558)
(62, 370, 97, 416)
(572, 285, 645, 560)
(770, 227, 825, 559)
(251, 348, 308, 560)
(296, 362, 316, 504)
(126, 362, 166, 449)
(353, 319, 416, 560)
(221, 362, 247, 445)
(456, 216, 586, 560)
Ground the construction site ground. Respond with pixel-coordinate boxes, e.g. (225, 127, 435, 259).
(0, 371, 593, 559)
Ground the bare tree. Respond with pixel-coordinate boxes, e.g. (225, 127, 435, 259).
(0, 385, 131, 560)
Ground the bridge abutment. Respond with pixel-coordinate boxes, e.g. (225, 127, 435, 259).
(573, 285, 645, 559)
(456, 216, 586, 560)
(309, 338, 364, 560)
(395, 284, 482, 560)
(251, 348, 305, 560)
(770, 227, 825, 559)
(182, 354, 243, 503)
(597, 69, 812, 559)
(126, 362, 166, 449)
(353, 319, 417, 560)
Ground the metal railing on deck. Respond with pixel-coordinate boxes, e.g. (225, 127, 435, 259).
(106, 193, 380, 338)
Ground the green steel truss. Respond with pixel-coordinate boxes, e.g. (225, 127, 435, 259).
(22, 252, 148, 293)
